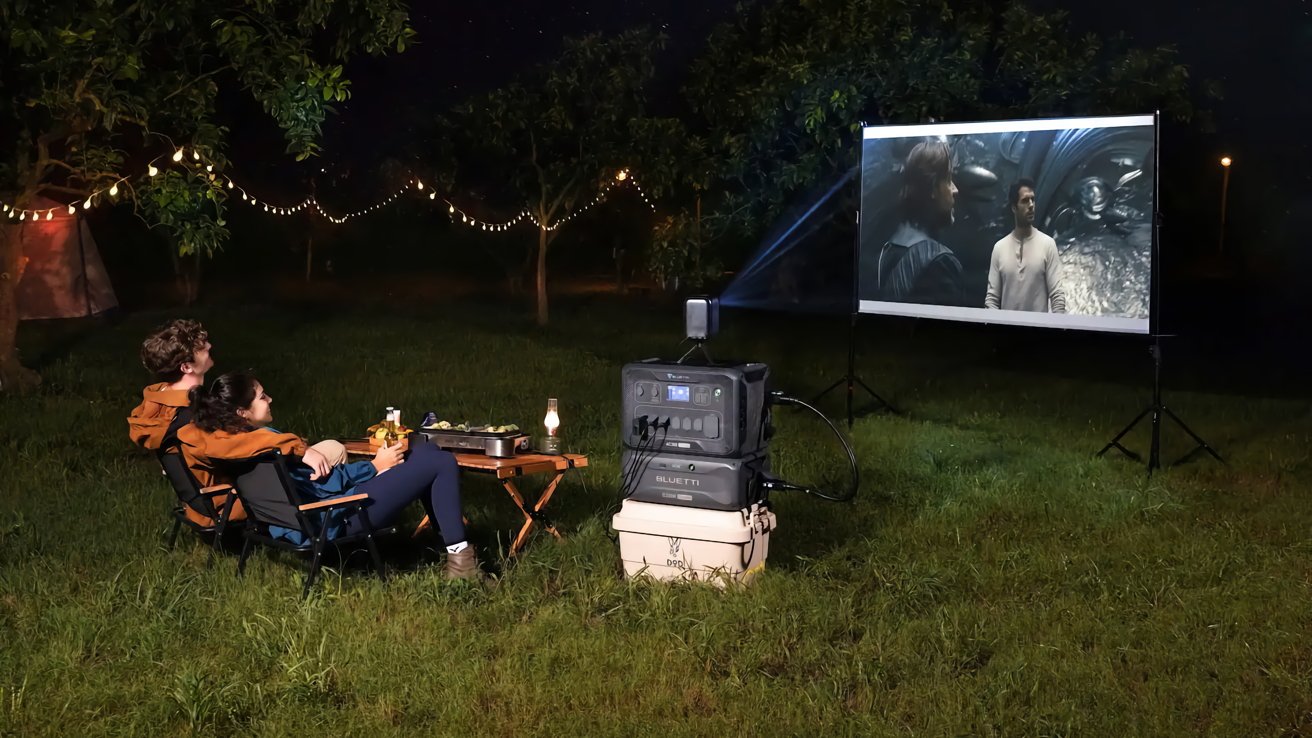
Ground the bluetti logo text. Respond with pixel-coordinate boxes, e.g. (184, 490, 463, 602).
(655, 475, 700, 487)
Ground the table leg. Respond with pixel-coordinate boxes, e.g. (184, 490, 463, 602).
(506, 473, 564, 555)
(412, 514, 469, 539)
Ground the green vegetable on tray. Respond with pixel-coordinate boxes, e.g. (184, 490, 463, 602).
(422, 420, 519, 433)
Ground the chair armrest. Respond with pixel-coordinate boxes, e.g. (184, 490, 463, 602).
(298, 493, 369, 512)
(199, 484, 234, 497)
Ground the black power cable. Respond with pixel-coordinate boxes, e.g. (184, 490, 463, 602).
(761, 391, 860, 502)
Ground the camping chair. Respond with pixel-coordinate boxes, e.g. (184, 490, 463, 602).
(219, 450, 396, 598)
(158, 447, 239, 566)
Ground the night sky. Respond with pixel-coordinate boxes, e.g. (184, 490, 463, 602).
(318, 1, 739, 168)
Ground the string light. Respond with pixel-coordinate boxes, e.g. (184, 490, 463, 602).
(1, 144, 658, 232)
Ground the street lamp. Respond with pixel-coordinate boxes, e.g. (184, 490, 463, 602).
(1218, 156, 1233, 255)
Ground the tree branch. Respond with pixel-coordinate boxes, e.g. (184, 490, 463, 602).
(162, 64, 236, 103)
(37, 184, 93, 199)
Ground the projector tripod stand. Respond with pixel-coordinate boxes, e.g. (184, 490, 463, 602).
(1097, 334, 1223, 474)
(814, 311, 896, 428)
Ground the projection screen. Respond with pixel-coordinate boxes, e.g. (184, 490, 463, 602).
(857, 114, 1157, 333)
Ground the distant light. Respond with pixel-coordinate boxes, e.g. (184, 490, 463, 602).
(616, 170, 628, 181)
(1220, 156, 1232, 168)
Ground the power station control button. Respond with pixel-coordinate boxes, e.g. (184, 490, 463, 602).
(694, 388, 710, 405)
(693, 418, 703, 432)
(682, 417, 692, 431)
(704, 415, 720, 438)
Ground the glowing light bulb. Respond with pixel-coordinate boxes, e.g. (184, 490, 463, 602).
(172, 150, 183, 162)
(46, 211, 53, 220)
(417, 180, 424, 190)
(1220, 156, 1232, 168)
(544, 398, 560, 436)
(616, 169, 628, 181)
(227, 180, 234, 189)
(83, 197, 92, 209)
(148, 165, 159, 177)
(68, 204, 76, 214)
(109, 183, 119, 196)
(429, 192, 436, 200)
(192, 151, 200, 161)
(206, 164, 213, 172)
(19, 211, 26, 220)
(449, 205, 455, 213)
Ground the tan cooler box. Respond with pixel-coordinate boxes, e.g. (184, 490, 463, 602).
(611, 500, 776, 586)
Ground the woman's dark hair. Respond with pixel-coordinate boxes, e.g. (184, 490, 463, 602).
(189, 371, 260, 433)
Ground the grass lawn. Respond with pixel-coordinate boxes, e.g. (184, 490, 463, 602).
(1, 295, 1309, 736)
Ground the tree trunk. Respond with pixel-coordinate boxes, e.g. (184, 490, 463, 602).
(305, 236, 313, 282)
(0, 224, 40, 392)
(535, 225, 549, 326)
(178, 250, 201, 306)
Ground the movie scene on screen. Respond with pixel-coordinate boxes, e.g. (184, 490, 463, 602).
(857, 115, 1156, 334)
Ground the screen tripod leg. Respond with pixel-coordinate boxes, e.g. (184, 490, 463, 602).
(1097, 406, 1152, 463)
(1164, 406, 1225, 467)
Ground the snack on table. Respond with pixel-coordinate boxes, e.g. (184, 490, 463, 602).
(366, 421, 413, 449)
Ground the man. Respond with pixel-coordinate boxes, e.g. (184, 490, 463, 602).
(127, 319, 214, 452)
(985, 178, 1067, 313)
(873, 140, 969, 307)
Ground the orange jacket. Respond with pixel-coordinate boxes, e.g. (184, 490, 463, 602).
(176, 424, 308, 490)
(127, 383, 191, 451)
(175, 425, 307, 527)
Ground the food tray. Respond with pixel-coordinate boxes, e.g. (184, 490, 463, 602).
(416, 427, 531, 457)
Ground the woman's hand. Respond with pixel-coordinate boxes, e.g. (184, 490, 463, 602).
(302, 447, 332, 480)
(372, 443, 405, 475)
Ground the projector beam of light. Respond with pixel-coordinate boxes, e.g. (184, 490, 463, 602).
(720, 168, 855, 308)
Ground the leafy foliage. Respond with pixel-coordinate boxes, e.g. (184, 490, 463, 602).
(0, 0, 414, 254)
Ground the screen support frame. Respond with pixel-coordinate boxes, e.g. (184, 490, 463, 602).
(1097, 111, 1223, 473)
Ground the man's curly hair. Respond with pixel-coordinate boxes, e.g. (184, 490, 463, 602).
(140, 319, 208, 382)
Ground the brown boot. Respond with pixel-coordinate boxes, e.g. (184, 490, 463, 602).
(442, 546, 484, 581)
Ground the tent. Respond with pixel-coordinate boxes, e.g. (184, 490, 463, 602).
(4, 196, 117, 320)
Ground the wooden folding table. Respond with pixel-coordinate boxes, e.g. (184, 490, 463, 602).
(342, 440, 587, 555)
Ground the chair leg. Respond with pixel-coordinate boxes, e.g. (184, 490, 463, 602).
(303, 532, 328, 599)
(167, 517, 182, 550)
(236, 534, 253, 577)
(208, 497, 233, 569)
(357, 507, 386, 582)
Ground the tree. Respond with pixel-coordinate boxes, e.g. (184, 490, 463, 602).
(0, 0, 414, 390)
(682, 0, 1204, 258)
(444, 29, 666, 326)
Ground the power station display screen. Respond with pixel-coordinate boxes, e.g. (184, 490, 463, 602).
(858, 114, 1157, 334)
(667, 385, 690, 402)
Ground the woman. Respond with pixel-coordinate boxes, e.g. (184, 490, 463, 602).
(176, 371, 481, 580)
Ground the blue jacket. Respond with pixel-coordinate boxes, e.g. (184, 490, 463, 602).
(266, 428, 377, 545)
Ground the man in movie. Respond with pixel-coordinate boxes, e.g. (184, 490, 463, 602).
(985, 178, 1067, 313)
(872, 140, 969, 307)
